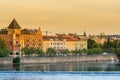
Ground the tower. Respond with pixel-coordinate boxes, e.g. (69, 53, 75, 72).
(37, 27, 42, 36)
(84, 31, 87, 37)
(7, 18, 21, 57)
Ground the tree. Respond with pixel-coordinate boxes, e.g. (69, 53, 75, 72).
(0, 39, 10, 57)
(115, 48, 120, 58)
(35, 48, 44, 57)
(21, 47, 31, 56)
(29, 47, 36, 55)
(87, 39, 101, 49)
(87, 48, 103, 55)
(22, 47, 45, 56)
(103, 47, 115, 53)
(93, 48, 103, 54)
(59, 49, 70, 56)
(46, 48, 56, 57)
(82, 49, 87, 55)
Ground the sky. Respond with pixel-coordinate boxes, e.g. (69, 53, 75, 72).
(0, 0, 120, 35)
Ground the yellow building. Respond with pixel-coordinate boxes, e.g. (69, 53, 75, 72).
(43, 35, 87, 52)
(0, 19, 43, 57)
(90, 36, 107, 44)
(75, 39, 87, 50)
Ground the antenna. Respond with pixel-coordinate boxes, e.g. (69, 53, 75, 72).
(43, 31, 52, 36)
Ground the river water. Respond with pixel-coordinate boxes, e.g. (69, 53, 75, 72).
(0, 61, 120, 80)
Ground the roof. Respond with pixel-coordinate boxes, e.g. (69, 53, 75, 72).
(7, 18, 21, 29)
(43, 36, 87, 41)
(0, 29, 7, 34)
(21, 29, 37, 35)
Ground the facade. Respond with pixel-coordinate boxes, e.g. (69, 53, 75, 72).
(43, 36, 66, 52)
(91, 36, 107, 44)
(0, 19, 87, 56)
(0, 19, 43, 57)
(89, 33, 107, 44)
(43, 35, 87, 52)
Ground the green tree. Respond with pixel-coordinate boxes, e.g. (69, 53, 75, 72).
(0, 39, 10, 57)
(21, 47, 31, 56)
(46, 48, 56, 57)
(71, 49, 79, 55)
(87, 39, 101, 49)
(59, 49, 70, 56)
(115, 48, 120, 58)
(35, 48, 44, 57)
(82, 49, 87, 55)
(87, 48, 103, 55)
(103, 47, 115, 53)
(103, 40, 120, 49)
(29, 47, 36, 55)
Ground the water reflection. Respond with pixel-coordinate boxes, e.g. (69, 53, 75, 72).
(0, 61, 120, 71)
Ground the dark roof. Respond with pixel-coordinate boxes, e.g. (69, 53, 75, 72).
(7, 18, 21, 29)
(0, 29, 7, 34)
(21, 29, 36, 35)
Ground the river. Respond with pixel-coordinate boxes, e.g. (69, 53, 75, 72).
(0, 61, 120, 80)
(0, 61, 120, 71)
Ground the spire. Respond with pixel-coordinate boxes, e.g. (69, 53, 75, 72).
(37, 27, 42, 35)
(84, 31, 87, 36)
(7, 18, 21, 29)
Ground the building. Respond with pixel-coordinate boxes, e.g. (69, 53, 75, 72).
(43, 36, 66, 52)
(0, 19, 87, 56)
(43, 34, 87, 52)
(89, 33, 107, 44)
(0, 19, 43, 57)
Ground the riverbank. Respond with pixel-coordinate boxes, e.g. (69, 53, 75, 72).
(20, 54, 118, 64)
(0, 57, 13, 64)
(0, 54, 118, 64)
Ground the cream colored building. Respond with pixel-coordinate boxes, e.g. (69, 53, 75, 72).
(75, 40, 87, 50)
(43, 35, 87, 52)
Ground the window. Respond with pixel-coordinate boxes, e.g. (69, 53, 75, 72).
(26, 44, 29, 47)
(16, 52, 19, 55)
(9, 41, 12, 46)
(26, 39, 29, 42)
(38, 43, 42, 46)
(32, 43, 36, 46)
(16, 41, 19, 44)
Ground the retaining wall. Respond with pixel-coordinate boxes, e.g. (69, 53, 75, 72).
(20, 54, 118, 64)
(0, 57, 13, 64)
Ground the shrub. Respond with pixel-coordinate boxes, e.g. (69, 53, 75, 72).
(13, 57, 20, 63)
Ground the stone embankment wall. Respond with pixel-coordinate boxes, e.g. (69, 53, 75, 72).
(0, 57, 13, 64)
(20, 54, 118, 64)
(0, 54, 118, 64)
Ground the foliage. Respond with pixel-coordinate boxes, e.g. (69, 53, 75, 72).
(59, 49, 70, 56)
(22, 47, 44, 56)
(103, 40, 120, 49)
(13, 57, 20, 63)
(103, 47, 115, 53)
(46, 48, 56, 57)
(0, 39, 10, 57)
(115, 48, 120, 58)
(72, 49, 87, 55)
(35, 48, 44, 57)
(87, 48, 103, 55)
(87, 39, 101, 49)
(21, 47, 31, 56)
